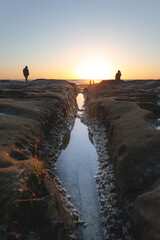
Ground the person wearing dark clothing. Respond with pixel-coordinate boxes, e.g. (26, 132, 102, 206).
(23, 66, 29, 82)
(115, 70, 121, 81)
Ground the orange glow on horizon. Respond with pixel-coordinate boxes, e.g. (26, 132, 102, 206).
(0, 60, 159, 80)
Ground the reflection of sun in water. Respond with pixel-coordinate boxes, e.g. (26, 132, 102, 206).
(77, 93, 84, 110)
(77, 59, 112, 80)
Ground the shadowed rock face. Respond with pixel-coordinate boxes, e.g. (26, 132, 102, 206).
(85, 80, 160, 240)
(0, 80, 79, 239)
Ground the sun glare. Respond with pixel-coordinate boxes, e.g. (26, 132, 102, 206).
(77, 59, 112, 80)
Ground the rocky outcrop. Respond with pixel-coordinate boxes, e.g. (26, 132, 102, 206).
(85, 80, 160, 240)
(0, 79, 79, 240)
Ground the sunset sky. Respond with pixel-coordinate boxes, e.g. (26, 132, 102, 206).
(0, 0, 160, 80)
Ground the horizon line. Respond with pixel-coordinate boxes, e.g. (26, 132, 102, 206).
(0, 78, 160, 81)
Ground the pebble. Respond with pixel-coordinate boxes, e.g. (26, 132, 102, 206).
(81, 110, 134, 240)
(41, 97, 134, 239)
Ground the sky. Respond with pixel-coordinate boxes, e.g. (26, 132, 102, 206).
(0, 0, 160, 80)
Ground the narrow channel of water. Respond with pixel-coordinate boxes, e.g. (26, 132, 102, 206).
(56, 93, 103, 240)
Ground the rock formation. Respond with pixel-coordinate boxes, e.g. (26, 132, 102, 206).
(85, 80, 160, 240)
(0, 79, 79, 240)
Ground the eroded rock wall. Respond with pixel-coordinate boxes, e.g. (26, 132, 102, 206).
(85, 80, 160, 240)
(0, 79, 79, 240)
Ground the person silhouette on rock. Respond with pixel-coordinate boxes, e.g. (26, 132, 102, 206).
(115, 70, 121, 81)
(23, 66, 29, 83)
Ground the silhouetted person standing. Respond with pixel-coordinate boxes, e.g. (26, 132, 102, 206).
(115, 70, 121, 81)
(23, 66, 29, 83)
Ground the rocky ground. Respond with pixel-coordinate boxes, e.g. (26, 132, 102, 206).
(81, 112, 133, 240)
(0, 79, 79, 240)
(1, 79, 160, 240)
(85, 80, 160, 240)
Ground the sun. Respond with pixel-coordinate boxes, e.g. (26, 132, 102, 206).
(77, 59, 112, 80)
